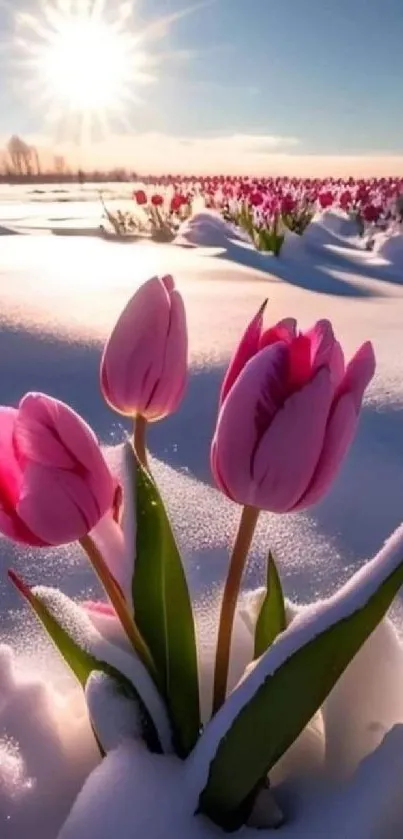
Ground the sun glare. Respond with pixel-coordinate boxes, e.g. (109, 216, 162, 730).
(41, 19, 136, 110)
(13, 0, 160, 141)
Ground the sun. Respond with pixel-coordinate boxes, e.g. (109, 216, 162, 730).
(40, 18, 141, 111)
(13, 0, 159, 142)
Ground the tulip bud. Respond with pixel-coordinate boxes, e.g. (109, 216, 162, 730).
(0, 393, 116, 546)
(100, 275, 188, 421)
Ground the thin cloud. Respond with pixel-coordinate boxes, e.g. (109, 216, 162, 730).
(140, 0, 217, 43)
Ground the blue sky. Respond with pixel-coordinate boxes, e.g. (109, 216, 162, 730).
(0, 0, 402, 173)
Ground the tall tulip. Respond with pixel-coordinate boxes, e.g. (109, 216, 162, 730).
(100, 275, 188, 467)
(211, 304, 375, 712)
(213, 311, 375, 512)
(0, 393, 116, 546)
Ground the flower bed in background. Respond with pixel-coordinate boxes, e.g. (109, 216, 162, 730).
(100, 174, 403, 255)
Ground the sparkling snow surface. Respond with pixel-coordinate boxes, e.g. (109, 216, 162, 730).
(1, 203, 403, 837)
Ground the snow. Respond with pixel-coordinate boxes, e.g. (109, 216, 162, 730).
(1, 193, 403, 836)
(85, 671, 144, 753)
(0, 645, 99, 839)
(56, 726, 403, 839)
(376, 231, 403, 268)
(32, 586, 173, 754)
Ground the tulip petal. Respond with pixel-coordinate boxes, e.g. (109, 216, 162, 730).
(15, 393, 103, 471)
(329, 340, 345, 391)
(0, 407, 22, 509)
(17, 465, 100, 544)
(144, 288, 188, 420)
(219, 301, 266, 406)
(101, 277, 171, 415)
(288, 321, 338, 391)
(0, 508, 45, 545)
(294, 393, 357, 509)
(252, 368, 333, 512)
(307, 320, 335, 371)
(259, 318, 297, 350)
(287, 334, 312, 389)
(340, 341, 376, 410)
(212, 344, 289, 505)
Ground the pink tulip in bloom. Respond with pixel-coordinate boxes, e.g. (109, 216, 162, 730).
(211, 304, 375, 512)
(0, 393, 116, 546)
(101, 275, 188, 420)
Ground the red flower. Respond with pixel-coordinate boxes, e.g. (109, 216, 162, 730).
(250, 191, 264, 207)
(133, 190, 147, 205)
(363, 204, 381, 223)
(151, 194, 164, 207)
(170, 194, 187, 213)
(319, 190, 333, 209)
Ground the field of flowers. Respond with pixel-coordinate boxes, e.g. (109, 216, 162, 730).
(103, 175, 403, 254)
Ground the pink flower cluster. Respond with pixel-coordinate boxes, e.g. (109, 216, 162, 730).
(131, 174, 403, 247)
(0, 276, 375, 549)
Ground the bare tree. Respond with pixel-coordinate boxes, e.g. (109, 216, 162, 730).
(7, 135, 40, 176)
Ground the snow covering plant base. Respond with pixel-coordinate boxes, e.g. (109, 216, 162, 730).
(3, 603, 403, 838)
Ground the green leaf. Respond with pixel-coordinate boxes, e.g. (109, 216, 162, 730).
(128, 441, 200, 757)
(197, 533, 403, 830)
(8, 571, 163, 754)
(254, 552, 286, 659)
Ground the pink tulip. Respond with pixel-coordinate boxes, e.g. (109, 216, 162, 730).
(0, 393, 116, 546)
(100, 275, 188, 420)
(212, 308, 375, 512)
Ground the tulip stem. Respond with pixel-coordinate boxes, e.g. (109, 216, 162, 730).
(134, 415, 149, 471)
(212, 505, 260, 715)
(79, 534, 157, 680)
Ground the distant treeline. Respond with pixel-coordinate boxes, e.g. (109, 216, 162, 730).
(0, 170, 139, 185)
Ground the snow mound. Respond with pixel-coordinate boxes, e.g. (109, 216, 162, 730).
(376, 232, 403, 267)
(174, 210, 249, 248)
(280, 229, 307, 261)
(319, 210, 359, 239)
(0, 644, 99, 839)
(57, 728, 403, 839)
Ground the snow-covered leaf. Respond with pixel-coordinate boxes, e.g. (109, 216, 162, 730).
(195, 525, 403, 830)
(86, 671, 145, 753)
(127, 441, 200, 757)
(254, 551, 286, 658)
(8, 572, 171, 755)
